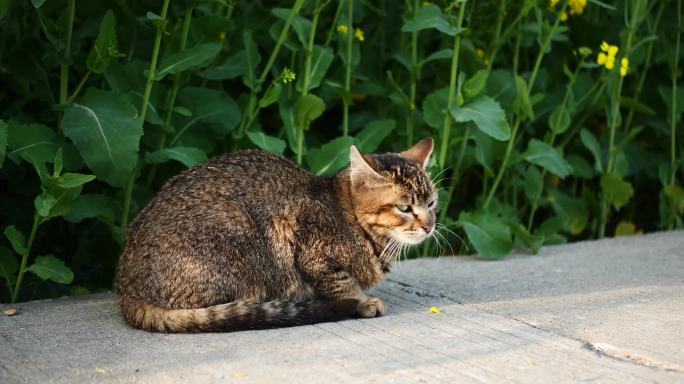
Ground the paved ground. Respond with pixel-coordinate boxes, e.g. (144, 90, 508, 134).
(1, 230, 683, 383)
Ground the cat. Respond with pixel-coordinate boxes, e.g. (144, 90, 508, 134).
(116, 138, 437, 333)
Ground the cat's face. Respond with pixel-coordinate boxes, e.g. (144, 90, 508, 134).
(349, 138, 438, 246)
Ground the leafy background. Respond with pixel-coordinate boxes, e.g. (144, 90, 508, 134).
(0, 0, 682, 303)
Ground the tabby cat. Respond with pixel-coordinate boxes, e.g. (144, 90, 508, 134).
(116, 138, 437, 332)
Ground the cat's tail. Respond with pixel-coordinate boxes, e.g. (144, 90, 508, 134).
(118, 294, 359, 333)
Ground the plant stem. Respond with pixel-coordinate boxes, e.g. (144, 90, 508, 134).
(66, 70, 91, 103)
(485, 0, 506, 74)
(11, 213, 39, 303)
(526, 60, 582, 230)
(407, 0, 419, 147)
(324, 0, 345, 46)
(437, 1, 467, 169)
(239, 0, 306, 134)
(59, 0, 75, 105)
(147, 3, 195, 186)
(624, 1, 664, 131)
(598, 0, 643, 238)
(342, 0, 354, 137)
(670, 0, 681, 187)
(483, 1, 567, 209)
(297, 0, 328, 165)
(121, 0, 170, 230)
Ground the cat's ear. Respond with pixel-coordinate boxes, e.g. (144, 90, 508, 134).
(400, 138, 433, 169)
(349, 145, 386, 189)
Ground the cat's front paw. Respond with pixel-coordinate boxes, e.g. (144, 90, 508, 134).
(357, 297, 386, 318)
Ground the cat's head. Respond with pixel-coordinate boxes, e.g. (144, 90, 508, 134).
(348, 138, 437, 246)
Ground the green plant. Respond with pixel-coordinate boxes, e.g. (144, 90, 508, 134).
(0, 0, 682, 302)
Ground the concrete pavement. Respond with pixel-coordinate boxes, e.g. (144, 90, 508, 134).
(1, 230, 683, 383)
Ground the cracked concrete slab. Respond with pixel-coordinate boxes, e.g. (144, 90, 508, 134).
(1, 230, 683, 383)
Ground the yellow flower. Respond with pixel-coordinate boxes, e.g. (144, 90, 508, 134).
(607, 45, 618, 57)
(620, 57, 629, 77)
(429, 306, 441, 314)
(549, 0, 560, 8)
(600, 41, 610, 52)
(597, 52, 607, 65)
(421, 1, 431, 6)
(569, 0, 587, 15)
(476, 48, 485, 59)
(354, 27, 364, 42)
(605, 55, 615, 70)
(219, 32, 226, 41)
(337, 24, 349, 34)
(560, 11, 568, 21)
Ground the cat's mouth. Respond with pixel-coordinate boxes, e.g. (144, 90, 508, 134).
(394, 230, 429, 245)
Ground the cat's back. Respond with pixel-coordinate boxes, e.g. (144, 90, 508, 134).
(163, 149, 313, 203)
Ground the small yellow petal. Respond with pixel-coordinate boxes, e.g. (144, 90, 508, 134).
(354, 27, 365, 42)
(605, 56, 615, 70)
(620, 66, 627, 77)
(608, 45, 619, 57)
(429, 306, 441, 314)
(600, 41, 610, 52)
(560, 11, 568, 21)
(621, 57, 629, 67)
(337, 25, 349, 34)
(597, 52, 607, 65)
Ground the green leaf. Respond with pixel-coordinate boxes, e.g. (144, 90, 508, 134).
(523, 165, 542, 203)
(508, 222, 544, 254)
(355, 119, 396, 153)
(155, 43, 222, 80)
(567, 155, 595, 179)
(522, 139, 572, 178)
(7, 122, 59, 165)
(451, 95, 511, 141)
(513, 75, 534, 121)
(619, 96, 656, 116)
(580, 129, 603, 172)
(298, 45, 334, 92)
(664, 185, 684, 214)
(242, 30, 261, 90)
(35, 186, 83, 219)
(199, 50, 248, 80)
(548, 105, 571, 135)
(419, 49, 453, 66)
(458, 211, 513, 259)
(307, 136, 355, 175)
(0, 245, 18, 284)
(0, 120, 7, 167)
(60, 89, 143, 188)
(64, 194, 114, 223)
(401, 4, 459, 36)
(53, 147, 63, 177)
(463, 70, 488, 101)
(246, 131, 287, 154)
(615, 221, 636, 236)
(177, 87, 240, 136)
(422, 87, 449, 129)
(173, 106, 192, 117)
(296, 94, 325, 128)
(272, 8, 312, 48)
(30, 0, 46, 8)
(35, 194, 57, 217)
(26, 255, 74, 284)
(600, 173, 634, 209)
(3, 225, 26, 255)
(55, 173, 96, 188)
(259, 83, 282, 108)
(86, 10, 118, 74)
(145, 146, 208, 168)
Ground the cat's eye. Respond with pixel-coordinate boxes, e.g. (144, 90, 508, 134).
(396, 204, 411, 213)
(428, 200, 436, 208)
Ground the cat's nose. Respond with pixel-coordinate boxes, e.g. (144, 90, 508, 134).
(422, 225, 433, 234)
